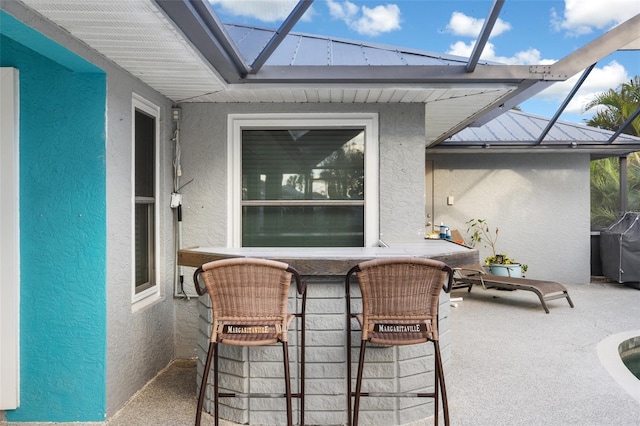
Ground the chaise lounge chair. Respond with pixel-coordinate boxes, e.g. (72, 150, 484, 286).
(452, 264, 575, 314)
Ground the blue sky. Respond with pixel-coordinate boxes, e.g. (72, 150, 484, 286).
(210, 0, 639, 124)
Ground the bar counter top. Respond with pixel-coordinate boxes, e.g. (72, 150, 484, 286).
(178, 239, 477, 275)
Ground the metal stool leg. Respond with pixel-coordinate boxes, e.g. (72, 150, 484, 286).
(196, 341, 215, 426)
(213, 343, 220, 426)
(434, 340, 450, 426)
(434, 343, 439, 426)
(346, 302, 353, 426)
(282, 341, 293, 426)
(352, 340, 367, 426)
(346, 332, 353, 426)
(300, 313, 306, 426)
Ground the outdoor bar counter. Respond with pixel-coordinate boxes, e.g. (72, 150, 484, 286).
(179, 240, 477, 426)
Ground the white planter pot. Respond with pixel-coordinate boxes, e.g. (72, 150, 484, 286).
(489, 263, 522, 278)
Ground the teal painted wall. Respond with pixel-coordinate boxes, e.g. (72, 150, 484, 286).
(1, 12, 108, 422)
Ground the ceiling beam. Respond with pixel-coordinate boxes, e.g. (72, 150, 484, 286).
(471, 14, 640, 128)
(188, 0, 250, 74)
(238, 64, 563, 84)
(466, 0, 505, 73)
(620, 39, 640, 50)
(250, 0, 314, 74)
(549, 13, 640, 78)
(467, 80, 553, 127)
(535, 63, 596, 144)
(154, 0, 248, 81)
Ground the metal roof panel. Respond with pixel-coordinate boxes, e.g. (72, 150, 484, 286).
(360, 45, 406, 66)
(448, 110, 640, 143)
(225, 25, 271, 64)
(222, 23, 478, 67)
(291, 36, 331, 65)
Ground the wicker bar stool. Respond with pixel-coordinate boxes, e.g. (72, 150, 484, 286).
(193, 257, 307, 426)
(345, 257, 453, 426)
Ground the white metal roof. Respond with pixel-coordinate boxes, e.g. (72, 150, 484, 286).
(223, 23, 496, 67)
(430, 109, 640, 156)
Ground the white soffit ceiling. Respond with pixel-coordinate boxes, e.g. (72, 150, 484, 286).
(19, 0, 226, 101)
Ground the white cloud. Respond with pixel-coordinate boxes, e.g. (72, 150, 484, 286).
(327, 0, 401, 37)
(533, 61, 630, 114)
(551, 0, 640, 36)
(209, 0, 314, 23)
(446, 11, 511, 38)
(327, 0, 358, 21)
(447, 41, 555, 65)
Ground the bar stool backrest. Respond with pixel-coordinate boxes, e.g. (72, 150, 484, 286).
(193, 257, 306, 426)
(351, 257, 453, 342)
(197, 257, 296, 345)
(346, 257, 453, 426)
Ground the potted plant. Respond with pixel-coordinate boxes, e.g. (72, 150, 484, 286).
(465, 219, 528, 277)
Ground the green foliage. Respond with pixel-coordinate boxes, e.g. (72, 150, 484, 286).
(590, 157, 622, 227)
(590, 154, 640, 229)
(318, 148, 364, 199)
(586, 76, 640, 229)
(465, 219, 527, 272)
(466, 218, 498, 257)
(584, 76, 640, 135)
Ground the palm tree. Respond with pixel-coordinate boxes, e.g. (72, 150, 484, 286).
(584, 76, 640, 135)
(629, 152, 640, 210)
(590, 158, 621, 227)
(584, 76, 640, 229)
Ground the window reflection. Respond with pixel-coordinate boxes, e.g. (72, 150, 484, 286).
(242, 128, 365, 247)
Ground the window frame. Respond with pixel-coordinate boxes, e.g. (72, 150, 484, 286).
(131, 94, 160, 306)
(228, 113, 379, 247)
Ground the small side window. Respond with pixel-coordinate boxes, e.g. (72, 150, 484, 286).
(132, 95, 159, 304)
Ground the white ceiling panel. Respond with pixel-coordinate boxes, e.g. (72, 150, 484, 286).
(20, 0, 226, 102)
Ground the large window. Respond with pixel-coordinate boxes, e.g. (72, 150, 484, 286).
(132, 95, 159, 303)
(229, 114, 379, 247)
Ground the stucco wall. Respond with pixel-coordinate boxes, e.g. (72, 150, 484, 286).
(1, 3, 176, 420)
(427, 152, 591, 284)
(177, 102, 426, 245)
(104, 66, 176, 417)
(1, 30, 107, 422)
(174, 102, 428, 357)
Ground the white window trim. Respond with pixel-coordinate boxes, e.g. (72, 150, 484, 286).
(227, 113, 379, 247)
(0, 67, 20, 409)
(131, 94, 160, 308)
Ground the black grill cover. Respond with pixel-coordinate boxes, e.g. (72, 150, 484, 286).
(600, 212, 640, 283)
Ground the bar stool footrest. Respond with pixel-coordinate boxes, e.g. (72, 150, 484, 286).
(352, 392, 437, 398)
(218, 392, 303, 398)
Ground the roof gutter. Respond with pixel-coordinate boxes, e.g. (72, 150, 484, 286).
(426, 144, 640, 158)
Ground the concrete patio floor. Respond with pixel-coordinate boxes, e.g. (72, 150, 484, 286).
(3, 279, 639, 426)
(447, 279, 640, 425)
